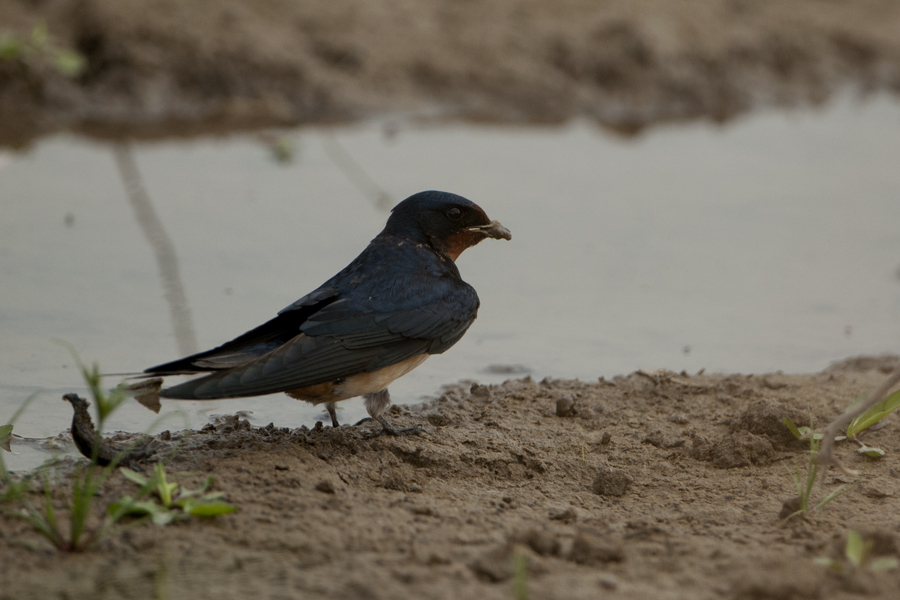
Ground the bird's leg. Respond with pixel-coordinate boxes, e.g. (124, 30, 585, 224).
(362, 389, 422, 436)
(325, 402, 340, 428)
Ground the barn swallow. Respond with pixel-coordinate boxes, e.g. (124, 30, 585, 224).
(143, 191, 511, 435)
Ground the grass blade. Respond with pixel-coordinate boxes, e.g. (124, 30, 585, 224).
(813, 482, 856, 512)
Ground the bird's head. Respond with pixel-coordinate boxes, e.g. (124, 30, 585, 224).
(382, 191, 511, 260)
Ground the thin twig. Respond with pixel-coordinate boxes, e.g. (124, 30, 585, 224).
(320, 131, 391, 211)
(818, 364, 900, 475)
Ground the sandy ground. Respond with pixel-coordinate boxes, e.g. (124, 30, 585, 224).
(3, 357, 900, 599)
(2, 0, 900, 145)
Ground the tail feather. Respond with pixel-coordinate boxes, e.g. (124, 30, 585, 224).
(159, 373, 241, 400)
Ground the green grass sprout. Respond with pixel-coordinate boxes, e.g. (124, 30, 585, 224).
(0, 352, 135, 551)
(154, 551, 170, 600)
(783, 416, 855, 520)
(0, 424, 12, 453)
(512, 545, 529, 600)
(2, 447, 130, 551)
(782, 417, 825, 441)
(846, 388, 900, 440)
(814, 530, 900, 572)
(111, 464, 236, 525)
(3, 349, 214, 551)
(785, 388, 900, 460)
(271, 136, 295, 163)
(57, 340, 129, 427)
(0, 23, 85, 77)
(819, 368, 900, 475)
(1, 391, 41, 498)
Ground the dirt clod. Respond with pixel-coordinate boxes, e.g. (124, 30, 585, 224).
(733, 560, 825, 600)
(855, 531, 899, 557)
(470, 545, 515, 582)
(517, 529, 561, 557)
(548, 506, 581, 523)
(732, 398, 811, 449)
(591, 466, 633, 496)
(691, 430, 777, 469)
(556, 396, 577, 417)
(569, 530, 625, 565)
(642, 429, 686, 449)
(470, 383, 491, 399)
(779, 496, 803, 520)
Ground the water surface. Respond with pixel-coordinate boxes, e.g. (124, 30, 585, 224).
(2, 95, 899, 469)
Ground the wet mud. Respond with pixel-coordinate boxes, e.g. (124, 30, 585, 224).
(3, 358, 900, 599)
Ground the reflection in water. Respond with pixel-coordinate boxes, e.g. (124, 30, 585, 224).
(113, 143, 198, 357)
(320, 131, 392, 211)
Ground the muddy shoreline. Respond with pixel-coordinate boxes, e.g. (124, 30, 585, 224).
(3, 358, 900, 599)
(3, 0, 900, 146)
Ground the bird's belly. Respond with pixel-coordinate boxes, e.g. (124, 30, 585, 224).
(286, 354, 429, 405)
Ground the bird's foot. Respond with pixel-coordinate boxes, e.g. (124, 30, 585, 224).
(325, 402, 341, 428)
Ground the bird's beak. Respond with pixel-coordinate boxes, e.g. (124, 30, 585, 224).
(466, 220, 512, 241)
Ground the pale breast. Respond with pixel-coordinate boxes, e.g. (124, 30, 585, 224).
(335, 354, 429, 399)
(286, 354, 429, 404)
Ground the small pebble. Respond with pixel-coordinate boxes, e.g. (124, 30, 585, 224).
(315, 480, 336, 494)
(598, 575, 619, 590)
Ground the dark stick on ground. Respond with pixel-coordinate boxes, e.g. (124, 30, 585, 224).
(62, 394, 149, 467)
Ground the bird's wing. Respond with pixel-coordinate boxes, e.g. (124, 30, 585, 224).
(143, 287, 340, 375)
(160, 281, 479, 399)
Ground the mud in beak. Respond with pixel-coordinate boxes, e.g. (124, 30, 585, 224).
(466, 220, 512, 241)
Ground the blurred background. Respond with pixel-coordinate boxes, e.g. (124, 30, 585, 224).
(1, 0, 899, 466)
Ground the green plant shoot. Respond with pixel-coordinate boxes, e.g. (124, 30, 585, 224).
(783, 416, 855, 520)
(846, 389, 900, 438)
(57, 340, 128, 430)
(112, 465, 236, 525)
(783, 417, 817, 440)
(784, 388, 900, 459)
(0, 23, 85, 77)
(815, 530, 900, 572)
(0, 355, 133, 551)
(512, 546, 529, 600)
(0, 424, 12, 453)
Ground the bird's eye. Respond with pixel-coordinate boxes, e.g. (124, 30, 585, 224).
(446, 207, 463, 220)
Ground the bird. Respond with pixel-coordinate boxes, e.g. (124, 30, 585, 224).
(142, 190, 511, 435)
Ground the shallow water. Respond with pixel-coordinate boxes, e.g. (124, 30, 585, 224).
(2, 95, 899, 469)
